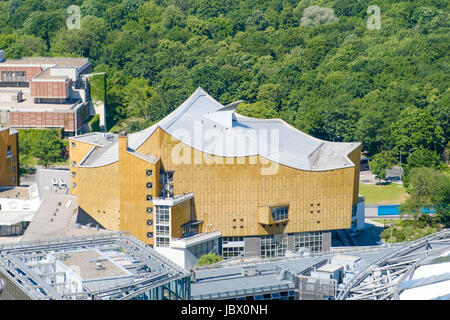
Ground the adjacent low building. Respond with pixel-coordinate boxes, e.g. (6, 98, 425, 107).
(0, 52, 97, 135)
(0, 232, 190, 300)
(69, 88, 364, 268)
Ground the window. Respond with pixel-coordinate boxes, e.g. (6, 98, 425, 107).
(146, 182, 153, 189)
(294, 232, 323, 253)
(260, 235, 287, 259)
(156, 225, 170, 236)
(72, 183, 76, 189)
(146, 195, 153, 201)
(156, 237, 169, 247)
(72, 171, 76, 178)
(271, 207, 289, 221)
(71, 142, 76, 148)
(155, 206, 170, 224)
(6, 145, 12, 158)
(1, 71, 26, 82)
(222, 237, 245, 259)
(222, 247, 244, 259)
(147, 219, 153, 226)
(71, 161, 76, 167)
(146, 169, 153, 176)
(146, 232, 153, 239)
(155, 205, 170, 247)
(146, 207, 153, 214)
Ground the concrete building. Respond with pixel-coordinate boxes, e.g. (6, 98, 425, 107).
(338, 229, 450, 300)
(69, 88, 364, 268)
(0, 52, 98, 135)
(0, 232, 190, 300)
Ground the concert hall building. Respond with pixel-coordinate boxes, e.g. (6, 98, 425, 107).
(69, 88, 363, 268)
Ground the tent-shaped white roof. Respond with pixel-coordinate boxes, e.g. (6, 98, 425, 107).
(74, 87, 360, 170)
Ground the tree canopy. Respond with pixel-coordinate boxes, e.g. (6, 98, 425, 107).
(0, 0, 448, 162)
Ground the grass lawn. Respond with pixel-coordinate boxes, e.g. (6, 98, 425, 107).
(370, 218, 441, 243)
(359, 183, 409, 205)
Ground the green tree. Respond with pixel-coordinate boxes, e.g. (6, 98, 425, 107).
(31, 131, 64, 168)
(390, 107, 444, 155)
(370, 151, 397, 184)
(400, 167, 450, 224)
(403, 147, 444, 187)
(23, 11, 64, 45)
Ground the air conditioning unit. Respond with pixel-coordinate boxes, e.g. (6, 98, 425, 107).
(96, 262, 105, 270)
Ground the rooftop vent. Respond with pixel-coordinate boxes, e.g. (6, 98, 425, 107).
(96, 262, 105, 271)
(241, 266, 259, 277)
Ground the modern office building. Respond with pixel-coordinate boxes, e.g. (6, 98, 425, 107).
(0, 232, 190, 300)
(69, 88, 363, 267)
(0, 51, 96, 135)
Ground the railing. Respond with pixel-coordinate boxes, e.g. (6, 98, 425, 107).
(336, 228, 450, 300)
(192, 282, 295, 300)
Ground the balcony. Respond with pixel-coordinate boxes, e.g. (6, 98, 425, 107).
(170, 230, 222, 249)
(258, 205, 289, 225)
(152, 192, 194, 207)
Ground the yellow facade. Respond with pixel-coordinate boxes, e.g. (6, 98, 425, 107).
(0, 128, 19, 186)
(70, 127, 361, 246)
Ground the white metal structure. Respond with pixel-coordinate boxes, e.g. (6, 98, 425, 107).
(337, 229, 450, 300)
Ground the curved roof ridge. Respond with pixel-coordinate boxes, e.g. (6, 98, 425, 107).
(128, 87, 222, 150)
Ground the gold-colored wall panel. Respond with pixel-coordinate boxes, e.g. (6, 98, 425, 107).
(75, 162, 121, 230)
(118, 134, 160, 245)
(68, 138, 97, 196)
(137, 128, 359, 238)
(171, 198, 194, 239)
(0, 129, 19, 186)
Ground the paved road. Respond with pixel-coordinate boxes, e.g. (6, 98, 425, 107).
(360, 166, 403, 185)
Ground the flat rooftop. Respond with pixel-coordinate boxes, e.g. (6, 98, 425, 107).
(1, 57, 89, 69)
(33, 68, 69, 80)
(54, 249, 130, 280)
(0, 187, 30, 200)
(191, 246, 398, 299)
(0, 91, 84, 112)
(0, 233, 189, 300)
(71, 133, 119, 167)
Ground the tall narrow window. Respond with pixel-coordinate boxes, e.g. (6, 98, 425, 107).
(146, 169, 153, 176)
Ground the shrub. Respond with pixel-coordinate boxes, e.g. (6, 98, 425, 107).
(196, 253, 222, 266)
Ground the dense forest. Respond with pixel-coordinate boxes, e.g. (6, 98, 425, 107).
(0, 0, 448, 164)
